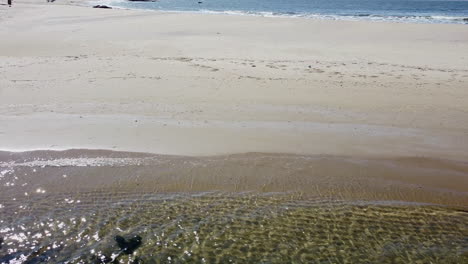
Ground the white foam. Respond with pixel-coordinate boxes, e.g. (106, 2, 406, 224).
(0, 157, 149, 168)
(89, 1, 468, 25)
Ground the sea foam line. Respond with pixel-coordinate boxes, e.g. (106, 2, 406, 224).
(87, 0, 468, 25)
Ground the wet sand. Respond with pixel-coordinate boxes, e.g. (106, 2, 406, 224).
(1, 150, 467, 207)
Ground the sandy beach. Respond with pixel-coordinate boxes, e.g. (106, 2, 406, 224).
(1, 1, 468, 159)
(0, 2, 468, 263)
(1, 0, 468, 202)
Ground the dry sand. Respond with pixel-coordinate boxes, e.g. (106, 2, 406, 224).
(1, 1, 468, 158)
(0, 1, 467, 205)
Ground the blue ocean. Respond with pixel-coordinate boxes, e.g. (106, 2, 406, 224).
(99, 0, 468, 24)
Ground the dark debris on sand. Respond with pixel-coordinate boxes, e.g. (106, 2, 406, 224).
(93, 5, 112, 9)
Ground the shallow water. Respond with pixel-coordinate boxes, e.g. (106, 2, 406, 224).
(0, 192, 467, 263)
(0, 150, 467, 263)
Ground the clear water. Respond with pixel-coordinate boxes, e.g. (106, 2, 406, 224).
(1, 192, 467, 263)
(98, 0, 468, 24)
(1, 151, 467, 263)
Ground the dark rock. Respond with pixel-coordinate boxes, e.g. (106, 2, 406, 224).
(0, 237, 3, 249)
(115, 235, 142, 255)
(198, 1, 203, 3)
(93, 5, 112, 9)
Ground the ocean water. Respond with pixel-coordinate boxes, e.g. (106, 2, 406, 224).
(98, 0, 468, 24)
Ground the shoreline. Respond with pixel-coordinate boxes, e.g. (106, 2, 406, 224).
(1, 149, 467, 207)
(84, 0, 468, 25)
(1, 3, 467, 263)
(1, 2, 467, 206)
(6, 1, 468, 25)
